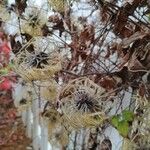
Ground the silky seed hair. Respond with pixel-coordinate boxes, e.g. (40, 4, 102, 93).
(61, 102, 105, 128)
(73, 89, 102, 113)
(14, 48, 62, 81)
(58, 77, 107, 128)
(27, 52, 49, 68)
(60, 89, 105, 128)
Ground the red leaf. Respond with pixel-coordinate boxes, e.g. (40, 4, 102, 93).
(2, 42, 10, 54)
(0, 42, 10, 63)
(0, 78, 12, 91)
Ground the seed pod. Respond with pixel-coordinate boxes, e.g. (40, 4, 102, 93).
(48, 0, 65, 13)
(59, 77, 107, 128)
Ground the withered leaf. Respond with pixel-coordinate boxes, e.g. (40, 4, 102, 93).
(41, 24, 52, 36)
(128, 53, 147, 71)
(139, 83, 146, 97)
(121, 31, 147, 48)
(98, 76, 116, 90)
(79, 24, 95, 47)
(49, 15, 65, 37)
(15, 0, 27, 15)
(113, 0, 141, 36)
(9, 35, 22, 54)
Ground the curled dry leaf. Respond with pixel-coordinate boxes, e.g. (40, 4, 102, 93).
(139, 83, 146, 98)
(49, 14, 65, 36)
(15, 0, 27, 15)
(127, 53, 147, 71)
(113, 0, 141, 35)
(98, 76, 116, 90)
(121, 31, 147, 48)
(79, 24, 95, 48)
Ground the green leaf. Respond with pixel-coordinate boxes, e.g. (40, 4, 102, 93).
(111, 116, 119, 127)
(111, 111, 134, 137)
(118, 121, 129, 137)
(122, 110, 134, 122)
(8, 62, 14, 68)
(0, 68, 8, 75)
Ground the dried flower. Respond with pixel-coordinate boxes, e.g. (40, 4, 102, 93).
(48, 0, 65, 13)
(14, 50, 62, 81)
(0, 5, 11, 22)
(27, 52, 49, 69)
(73, 90, 101, 113)
(21, 7, 47, 36)
(49, 125, 69, 147)
(39, 79, 58, 101)
(41, 103, 69, 146)
(59, 77, 106, 128)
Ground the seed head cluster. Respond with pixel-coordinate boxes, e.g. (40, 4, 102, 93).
(73, 90, 101, 113)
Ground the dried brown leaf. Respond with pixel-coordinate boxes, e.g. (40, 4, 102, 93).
(139, 83, 146, 97)
(79, 24, 95, 47)
(121, 31, 147, 48)
(98, 76, 116, 90)
(15, 0, 27, 15)
(128, 54, 146, 71)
